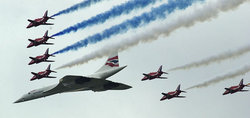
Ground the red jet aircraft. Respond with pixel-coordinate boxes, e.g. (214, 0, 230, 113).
(28, 48, 54, 65)
(27, 10, 54, 28)
(223, 79, 249, 95)
(142, 65, 168, 81)
(160, 84, 186, 101)
(30, 64, 56, 81)
(27, 30, 54, 48)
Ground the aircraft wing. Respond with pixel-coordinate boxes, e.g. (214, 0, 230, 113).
(43, 23, 54, 25)
(175, 96, 185, 98)
(240, 90, 249, 92)
(45, 60, 55, 62)
(158, 77, 168, 79)
(143, 73, 152, 78)
(43, 75, 93, 94)
(97, 79, 131, 91)
(43, 75, 131, 94)
(28, 19, 38, 23)
(44, 76, 56, 78)
(44, 43, 54, 45)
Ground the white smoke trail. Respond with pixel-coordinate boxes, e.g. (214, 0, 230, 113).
(57, 0, 249, 69)
(186, 65, 250, 90)
(169, 46, 250, 71)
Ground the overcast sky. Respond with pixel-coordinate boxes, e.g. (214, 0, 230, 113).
(0, 0, 250, 118)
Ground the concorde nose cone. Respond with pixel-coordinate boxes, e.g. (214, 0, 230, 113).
(14, 98, 23, 103)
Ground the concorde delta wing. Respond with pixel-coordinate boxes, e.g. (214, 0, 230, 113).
(43, 75, 92, 94)
(44, 75, 131, 94)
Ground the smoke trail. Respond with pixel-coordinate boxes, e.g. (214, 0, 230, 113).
(51, 0, 102, 17)
(52, 0, 157, 37)
(169, 46, 250, 71)
(186, 65, 250, 90)
(53, 0, 200, 54)
(56, 0, 249, 69)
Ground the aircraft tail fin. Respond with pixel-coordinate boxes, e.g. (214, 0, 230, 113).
(176, 84, 186, 93)
(239, 79, 244, 86)
(88, 52, 127, 79)
(43, 30, 54, 39)
(46, 64, 57, 73)
(44, 30, 48, 37)
(45, 48, 49, 55)
(43, 10, 48, 18)
(44, 48, 54, 57)
(95, 52, 119, 73)
(176, 84, 181, 91)
(157, 65, 163, 73)
(43, 10, 54, 19)
(46, 64, 51, 71)
(157, 65, 168, 74)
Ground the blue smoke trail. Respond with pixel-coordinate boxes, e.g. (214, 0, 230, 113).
(53, 0, 202, 55)
(51, 0, 102, 17)
(52, 0, 157, 37)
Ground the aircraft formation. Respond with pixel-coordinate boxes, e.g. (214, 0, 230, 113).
(26, 11, 56, 82)
(16, 6, 250, 103)
(141, 66, 250, 101)
(16, 12, 132, 103)
(142, 66, 186, 101)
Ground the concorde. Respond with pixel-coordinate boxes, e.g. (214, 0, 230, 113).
(14, 53, 131, 103)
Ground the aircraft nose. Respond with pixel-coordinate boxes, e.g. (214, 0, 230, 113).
(28, 61, 33, 65)
(30, 77, 36, 81)
(14, 98, 23, 103)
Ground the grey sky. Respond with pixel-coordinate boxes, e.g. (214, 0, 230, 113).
(0, 0, 250, 118)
